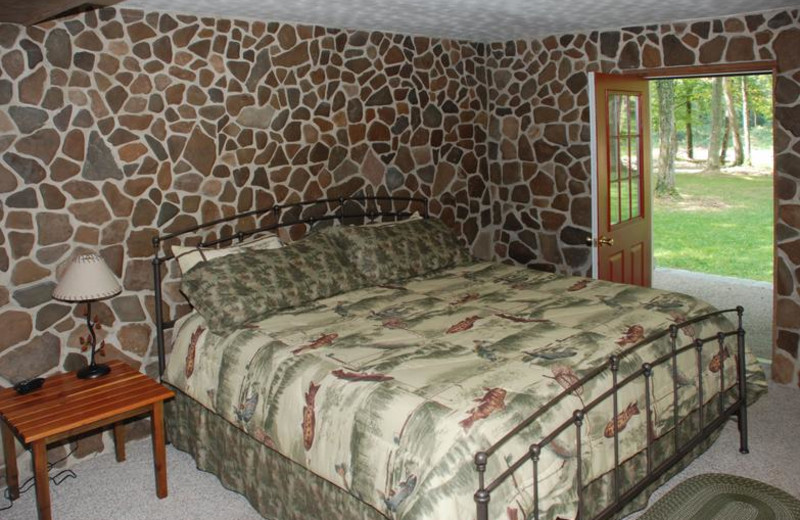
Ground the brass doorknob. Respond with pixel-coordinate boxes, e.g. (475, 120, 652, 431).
(586, 236, 615, 247)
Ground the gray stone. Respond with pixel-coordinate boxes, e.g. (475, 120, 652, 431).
(82, 131, 123, 181)
(0, 332, 60, 383)
(6, 187, 37, 208)
(236, 105, 275, 129)
(111, 295, 146, 322)
(45, 28, 72, 68)
(386, 167, 404, 190)
(157, 202, 179, 226)
(35, 303, 71, 331)
(13, 281, 56, 308)
(8, 106, 48, 133)
(4, 152, 45, 183)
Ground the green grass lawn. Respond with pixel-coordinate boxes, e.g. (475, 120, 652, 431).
(653, 171, 773, 282)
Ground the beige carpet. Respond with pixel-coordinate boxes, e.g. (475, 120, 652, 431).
(2, 384, 797, 520)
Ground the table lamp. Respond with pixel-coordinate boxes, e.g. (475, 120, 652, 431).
(53, 253, 122, 379)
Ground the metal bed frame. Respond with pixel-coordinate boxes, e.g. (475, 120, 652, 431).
(150, 195, 750, 520)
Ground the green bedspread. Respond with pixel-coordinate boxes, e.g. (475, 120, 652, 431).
(164, 261, 766, 520)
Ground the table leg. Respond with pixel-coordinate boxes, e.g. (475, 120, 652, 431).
(1, 420, 18, 500)
(151, 401, 167, 498)
(113, 422, 126, 462)
(32, 440, 51, 520)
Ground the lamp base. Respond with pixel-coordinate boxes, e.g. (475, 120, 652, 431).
(77, 363, 111, 379)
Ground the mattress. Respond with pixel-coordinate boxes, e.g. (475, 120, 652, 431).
(164, 260, 767, 520)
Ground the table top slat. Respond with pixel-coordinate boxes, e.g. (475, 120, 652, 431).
(0, 361, 173, 444)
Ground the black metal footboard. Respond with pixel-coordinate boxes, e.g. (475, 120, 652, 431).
(474, 307, 750, 520)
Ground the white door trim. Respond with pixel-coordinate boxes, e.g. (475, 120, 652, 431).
(588, 71, 599, 279)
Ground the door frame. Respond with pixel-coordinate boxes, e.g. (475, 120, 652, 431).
(590, 61, 776, 277)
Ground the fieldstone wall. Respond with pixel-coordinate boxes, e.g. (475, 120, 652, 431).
(0, 7, 489, 476)
(485, 8, 800, 387)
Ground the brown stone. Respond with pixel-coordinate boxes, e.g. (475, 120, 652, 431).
(68, 200, 112, 225)
(102, 182, 134, 217)
(776, 297, 800, 329)
(11, 258, 49, 285)
(126, 228, 157, 258)
(39, 183, 66, 209)
(725, 36, 755, 62)
(774, 28, 800, 72)
(123, 259, 154, 291)
(74, 225, 99, 245)
(63, 180, 100, 199)
(118, 114, 153, 131)
(9, 231, 34, 259)
(0, 310, 32, 352)
(771, 353, 795, 384)
(37, 212, 72, 246)
(699, 36, 726, 64)
(118, 323, 151, 356)
(777, 330, 799, 358)
(0, 165, 17, 193)
(273, 41, 309, 67)
(63, 129, 85, 161)
(100, 219, 128, 246)
(19, 66, 46, 105)
(75, 31, 103, 51)
(183, 127, 216, 175)
(51, 158, 81, 181)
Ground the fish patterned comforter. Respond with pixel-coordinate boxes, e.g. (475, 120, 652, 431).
(164, 261, 766, 520)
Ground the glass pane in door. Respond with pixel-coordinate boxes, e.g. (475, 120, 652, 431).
(606, 91, 642, 227)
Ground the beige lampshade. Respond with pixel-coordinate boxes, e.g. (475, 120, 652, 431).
(53, 253, 122, 302)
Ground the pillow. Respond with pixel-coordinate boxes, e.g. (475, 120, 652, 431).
(323, 217, 472, 284)
(180, 232, 363, 335)
(171, 233, 282, 275)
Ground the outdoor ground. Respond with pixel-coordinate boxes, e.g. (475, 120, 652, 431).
(653, 148, 773, 283)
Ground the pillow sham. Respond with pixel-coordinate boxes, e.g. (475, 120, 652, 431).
(180, 232, 363, 335)
(323, 217, 472, 284)
(171, 233, 282, 275)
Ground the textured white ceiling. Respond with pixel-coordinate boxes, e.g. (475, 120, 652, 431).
(122, 0, 800, 42)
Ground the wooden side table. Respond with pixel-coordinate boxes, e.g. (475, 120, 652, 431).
(0, 360, 174, 520)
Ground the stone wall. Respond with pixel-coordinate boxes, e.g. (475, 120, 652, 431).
(0, 7, 490, 474)
(485, 8, 800, 386)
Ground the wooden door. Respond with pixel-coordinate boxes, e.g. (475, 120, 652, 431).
(593, 74, 652, 287)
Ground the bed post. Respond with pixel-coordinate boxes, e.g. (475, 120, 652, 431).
(736, 305, 749, 454)
(151, 238, 166, 380)
(474, 451, 490, 520)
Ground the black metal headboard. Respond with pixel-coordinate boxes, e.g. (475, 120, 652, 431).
(150, 194, 428, 377)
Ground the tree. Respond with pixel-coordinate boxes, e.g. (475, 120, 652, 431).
(724, 77, 744, 166)
(655, 80, 678, 196)
(741, 76, 752, 166)
(706, 77, 725, 171)
(685, 95, 694, 160)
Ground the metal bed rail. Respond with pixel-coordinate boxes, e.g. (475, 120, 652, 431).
(474, 307, 749, 520)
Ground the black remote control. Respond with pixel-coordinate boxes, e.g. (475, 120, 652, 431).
(14, 377, 44, 395)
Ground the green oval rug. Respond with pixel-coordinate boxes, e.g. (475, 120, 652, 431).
(640, 474, 800, 520)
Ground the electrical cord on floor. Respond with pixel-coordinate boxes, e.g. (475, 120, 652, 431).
(0, 448, 78, 512)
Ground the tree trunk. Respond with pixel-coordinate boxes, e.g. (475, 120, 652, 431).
(724, 77, 744, 166)
(720, 115, 730, 165)
(686, 98, 694, 159)
(706, 77, 724, 171)
(655, 80, 677, 196)
(741, 76, 752, 166)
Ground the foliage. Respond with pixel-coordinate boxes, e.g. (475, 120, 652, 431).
(653, 172, 773, 282)
(650, 75, 773, 150)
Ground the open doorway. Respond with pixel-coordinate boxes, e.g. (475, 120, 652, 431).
(649, 74, 774, 366)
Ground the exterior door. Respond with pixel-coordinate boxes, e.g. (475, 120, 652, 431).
(592, 74, 652, 287)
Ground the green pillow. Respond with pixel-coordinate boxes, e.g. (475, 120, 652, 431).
(323, 218, 472, 284)
(181, 233, 363, 335)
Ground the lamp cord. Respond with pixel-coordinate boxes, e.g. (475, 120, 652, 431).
(0, 448, 78, 512)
